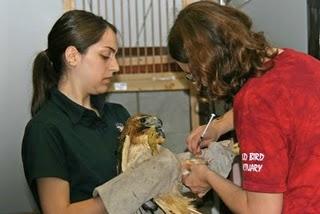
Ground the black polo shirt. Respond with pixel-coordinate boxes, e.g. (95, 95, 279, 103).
(22, 88, 130, 207)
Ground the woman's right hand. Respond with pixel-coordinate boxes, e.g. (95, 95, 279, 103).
(181, 160, 212, 197)
(186, 109, 234, 154)
(186, 122, 220, 154)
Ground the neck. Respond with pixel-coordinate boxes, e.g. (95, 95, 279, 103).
(58, 78, 92, 110)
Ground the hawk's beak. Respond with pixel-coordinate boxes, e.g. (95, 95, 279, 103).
(156, 127, 165, 138)
(140, 115, 165, 138)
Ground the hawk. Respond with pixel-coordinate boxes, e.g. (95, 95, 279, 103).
(119, 113, 201, 214)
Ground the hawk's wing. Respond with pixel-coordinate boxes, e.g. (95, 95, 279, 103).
(121, 135, 130, 172)
(121, 134, 154, 172)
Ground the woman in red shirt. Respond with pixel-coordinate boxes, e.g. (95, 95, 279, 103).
(168, 1, 320, 213)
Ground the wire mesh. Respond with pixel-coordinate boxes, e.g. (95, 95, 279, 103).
(74, 0, 183, 74)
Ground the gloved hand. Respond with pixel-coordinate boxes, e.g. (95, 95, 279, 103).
(201, 139, 237, 178)
(178, 139, 237, 179)
(93, 146, 180, 214)
(178, 140, 237, 198)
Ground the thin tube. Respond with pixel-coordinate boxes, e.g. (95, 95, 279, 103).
(120, 0, 125, 73)
(151, 0, 155, 73)
(89, 0, 93, 11)
(97, 0, 100, 15)
(112, 0, 115, 24)
(173, 0, 176, 19)
(158, 0, 163, 72)
(143, 0, 148, 73)
(127, 0, 132, 73)
(166, 0, 170, 72)
(135, 0, 140, 72)
(105, 0, 108, 20)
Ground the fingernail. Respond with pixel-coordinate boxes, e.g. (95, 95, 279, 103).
(182, 170, 190, 176)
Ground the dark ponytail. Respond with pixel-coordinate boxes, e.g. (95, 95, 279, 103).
(31, 10, 117, 116)
(31, 50, 59, 116)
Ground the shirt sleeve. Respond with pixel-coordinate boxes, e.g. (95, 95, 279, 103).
(22, 121, 69, 188)
(234, 91, 289, 193)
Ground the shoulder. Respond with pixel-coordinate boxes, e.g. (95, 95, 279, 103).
(30, 97, 75, 130)
(273, 48, 320, 75)
(104, 102, 130, 116)
(31, 100, 66, 124)
(23, 117, 62, 148)
(234, 74, 292, 127)
(23, 101, 66, 146)
(104, 102, 127, 110)
(234, 48, 316, 108)
(233, 59, 294, 128)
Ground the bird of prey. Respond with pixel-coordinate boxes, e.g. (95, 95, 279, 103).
(119, 113, 201, 214)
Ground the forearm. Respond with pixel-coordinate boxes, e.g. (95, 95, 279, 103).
(65, 197, 107, 214)
(37, 178, 108, 214)
(40, 196, 107, 214)
(206, 170, 248, 214)
(213, 108, 234, 138)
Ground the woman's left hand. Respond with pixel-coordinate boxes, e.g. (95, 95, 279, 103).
(181, 161, 212, 197)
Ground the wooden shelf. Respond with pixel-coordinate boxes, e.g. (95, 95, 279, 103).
(109, 72, 199, 128)
(110, 72, 189, 92)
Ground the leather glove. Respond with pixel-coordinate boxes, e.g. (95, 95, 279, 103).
(178, 139, 237, 178)
(201, 139, 237, 178)
(93, 146, 180, 214)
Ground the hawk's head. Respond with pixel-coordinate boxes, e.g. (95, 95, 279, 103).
(120, 113, 165, 147)
(118, 114, 166, 173)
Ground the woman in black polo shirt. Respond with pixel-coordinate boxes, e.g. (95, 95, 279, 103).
(22, 10, 178, 214)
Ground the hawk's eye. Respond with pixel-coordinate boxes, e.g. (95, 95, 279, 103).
(140, 117, 146, 124)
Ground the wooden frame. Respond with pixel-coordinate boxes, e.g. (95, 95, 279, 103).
(63, 0, 199, 129)
(110, 72, 199, 128)
(63, 0, 75, 11)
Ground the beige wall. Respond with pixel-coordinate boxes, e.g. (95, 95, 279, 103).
(242, 0, 307, 52)
(0, 1, 62, 212)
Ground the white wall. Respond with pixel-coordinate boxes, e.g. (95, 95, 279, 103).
(242, 0, 308, 52)
(0, 1, 62, 212)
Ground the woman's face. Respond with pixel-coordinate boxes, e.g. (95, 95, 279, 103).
(76, 28, 119, 95)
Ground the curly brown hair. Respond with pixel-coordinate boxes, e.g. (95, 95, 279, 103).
(168, 1, 277, 100)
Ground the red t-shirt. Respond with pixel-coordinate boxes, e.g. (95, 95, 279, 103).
(234, 48, 320, 213)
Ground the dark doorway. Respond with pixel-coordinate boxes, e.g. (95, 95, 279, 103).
(308, 0, 320, 59)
